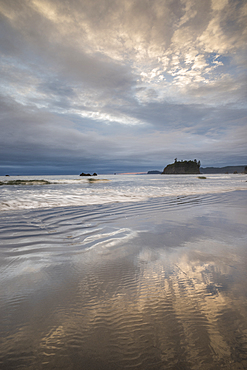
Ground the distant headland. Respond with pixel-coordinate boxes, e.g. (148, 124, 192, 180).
(147, 170, 162, 174)
(162, 159, 201, 174)
(200, 166, 247, 174)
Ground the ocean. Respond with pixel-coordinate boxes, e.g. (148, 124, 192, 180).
(0, 174, 247, 369)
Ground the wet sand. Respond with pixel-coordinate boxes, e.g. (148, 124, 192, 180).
(0, 191, 247, 369)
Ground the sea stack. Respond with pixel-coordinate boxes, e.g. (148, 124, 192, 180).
(162, 159, 201, 174)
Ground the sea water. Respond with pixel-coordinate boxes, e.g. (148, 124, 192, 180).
(0, 174, 247, 369)
(0, 173, 246, 211)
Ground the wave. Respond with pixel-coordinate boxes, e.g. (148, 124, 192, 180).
(0, 174, 246, 211)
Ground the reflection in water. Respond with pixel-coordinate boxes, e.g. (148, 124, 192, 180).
(0, 192, 247, 369)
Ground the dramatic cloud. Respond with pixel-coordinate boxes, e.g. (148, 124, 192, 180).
(0, 0, 246, 174)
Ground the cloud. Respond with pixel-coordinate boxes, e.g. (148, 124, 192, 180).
(0, 0, 246, 173)
(1, 92, 246, 174)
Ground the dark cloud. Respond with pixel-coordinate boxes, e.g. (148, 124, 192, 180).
(0, 0, 246, 174)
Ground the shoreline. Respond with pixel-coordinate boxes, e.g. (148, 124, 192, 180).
(0, 184, 247, 212)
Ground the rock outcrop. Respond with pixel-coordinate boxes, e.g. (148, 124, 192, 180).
(162, 159, 201, 174)
(79, 172, 97, 176)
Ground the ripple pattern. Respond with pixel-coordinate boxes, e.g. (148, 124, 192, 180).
(0, 191, 247, 369)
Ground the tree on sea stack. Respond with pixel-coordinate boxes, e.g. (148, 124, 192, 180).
(162, 159, 201, 174)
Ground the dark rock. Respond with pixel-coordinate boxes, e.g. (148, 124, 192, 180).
(80, 173, 91, 176)
(162, 159, 201, 174)
(0, 180, 51, 185)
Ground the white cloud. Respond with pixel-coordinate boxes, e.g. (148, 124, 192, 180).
(211, 0, 228, 11)
(0, 0, 246, 171)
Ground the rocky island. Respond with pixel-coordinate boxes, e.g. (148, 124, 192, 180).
(80, 172, 97, 176)
(162, 159, 201, 174)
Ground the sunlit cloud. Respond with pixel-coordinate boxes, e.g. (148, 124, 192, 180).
(0, 0, 246, 173)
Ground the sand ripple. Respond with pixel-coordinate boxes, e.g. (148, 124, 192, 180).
(0, 192, 247, 369)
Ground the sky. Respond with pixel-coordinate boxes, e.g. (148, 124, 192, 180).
(0, 0, 246, 175)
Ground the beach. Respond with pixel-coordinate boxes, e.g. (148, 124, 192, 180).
(0, 175, 247, 369)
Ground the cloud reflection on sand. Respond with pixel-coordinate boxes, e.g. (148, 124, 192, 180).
(36, 237, 247, 369)
(0, 191, 247, 369)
